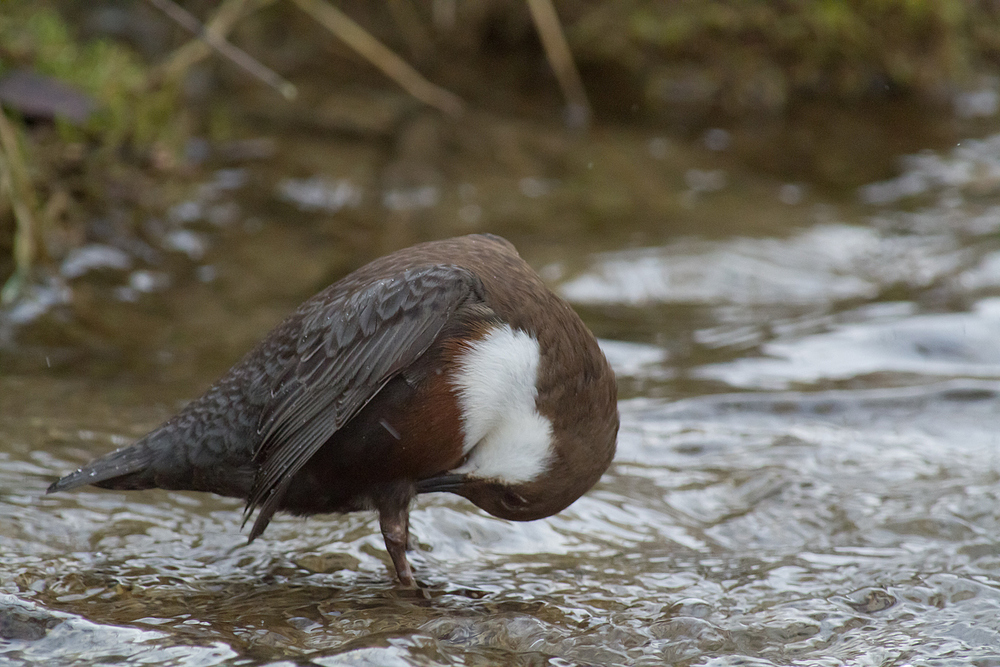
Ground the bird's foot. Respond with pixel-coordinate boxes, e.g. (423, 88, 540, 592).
(379, 505, 418, 588)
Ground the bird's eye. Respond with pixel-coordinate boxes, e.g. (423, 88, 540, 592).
(500, 489, 527, 511)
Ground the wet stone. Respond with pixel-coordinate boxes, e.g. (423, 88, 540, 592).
(843, 588, 898, 614)
(0, 603, 61, 641)
(0, 70, 95, 124)
(294, 553, 361, 574)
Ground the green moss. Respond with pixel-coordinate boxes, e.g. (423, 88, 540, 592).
(571, 0, 1000, 112)
(0, 3, 187, 302)
(630, 9, 696, 49)
(0, 4, 182, 150)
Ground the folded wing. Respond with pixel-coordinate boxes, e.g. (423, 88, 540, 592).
(245, 264, 483, 539)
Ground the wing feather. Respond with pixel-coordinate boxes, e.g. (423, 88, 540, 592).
(244, 264, 482, 539)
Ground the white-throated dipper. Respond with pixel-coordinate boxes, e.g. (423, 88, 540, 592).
(48, 234, 618, 586)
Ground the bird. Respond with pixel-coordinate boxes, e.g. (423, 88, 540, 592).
(48, 234, 618, 587)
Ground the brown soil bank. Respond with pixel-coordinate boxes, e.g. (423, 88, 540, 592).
(296, 0, 1000, 119)
(565, 0, 1000, 119)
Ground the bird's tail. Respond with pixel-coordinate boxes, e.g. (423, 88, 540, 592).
(47, 436, 160, 494)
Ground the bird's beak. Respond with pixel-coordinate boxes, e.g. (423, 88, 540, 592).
(416, 473, 468, 493)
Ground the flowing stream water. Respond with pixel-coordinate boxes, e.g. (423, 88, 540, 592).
(4, 106, 1000, 665)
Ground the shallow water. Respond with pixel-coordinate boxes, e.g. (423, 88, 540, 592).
(6, 113, 1000, 665)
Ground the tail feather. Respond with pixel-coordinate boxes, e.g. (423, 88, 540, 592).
(48, 380, 260, 498)
(47, 441, 158, 494)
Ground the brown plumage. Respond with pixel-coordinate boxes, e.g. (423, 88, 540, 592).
(48, 234, 618, 586)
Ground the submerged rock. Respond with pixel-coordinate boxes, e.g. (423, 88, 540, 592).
(0, 596, 61, 641)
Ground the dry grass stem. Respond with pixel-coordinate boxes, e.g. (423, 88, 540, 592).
(526, 0, 591, 128)
(145, 0, 297, 100)
(0, 112, 39, 305)
(290, 0, 464, 117)
(158, 0, 276, 83)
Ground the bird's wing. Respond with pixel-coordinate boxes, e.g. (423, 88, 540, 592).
(245, 263, 483, 539)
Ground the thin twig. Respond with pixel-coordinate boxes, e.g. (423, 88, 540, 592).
(159, 0, 270, 83)
(290, 0, 464, 118)
(525, 0, 591, 129)
(145, 0, 297, 100)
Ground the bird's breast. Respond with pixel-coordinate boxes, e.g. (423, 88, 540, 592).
(441, 323, 555, 485)
(384, 365, 467, 479)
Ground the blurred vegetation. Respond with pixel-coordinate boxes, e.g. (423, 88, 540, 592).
(1, 0, 999, 305)
(0, 1, 183, 303)
(0, 6, 182, 146)
(570, 0, 1000, 116)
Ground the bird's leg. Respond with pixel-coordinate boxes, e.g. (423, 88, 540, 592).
(379, 504, 416, 587)
(404, 510, 415, 551)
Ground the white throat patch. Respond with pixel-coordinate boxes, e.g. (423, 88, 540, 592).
(449, 324, 554, 484)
